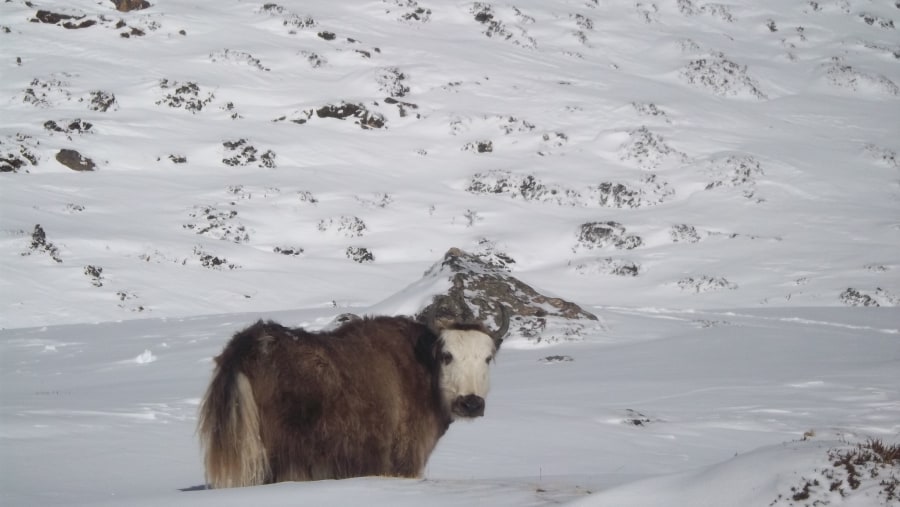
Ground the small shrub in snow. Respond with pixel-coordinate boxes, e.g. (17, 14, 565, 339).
(772, 440, 900, 505)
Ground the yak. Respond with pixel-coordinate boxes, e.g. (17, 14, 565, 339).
(198, 307, 509, 488)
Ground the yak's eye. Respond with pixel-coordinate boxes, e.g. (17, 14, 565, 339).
(485, 355, 494, 364)
(441, 352, 453, 365)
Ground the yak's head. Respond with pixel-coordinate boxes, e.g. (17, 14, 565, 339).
(426, 306, 509, 420)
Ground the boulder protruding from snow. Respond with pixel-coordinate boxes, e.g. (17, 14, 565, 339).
(415, 248, 602, 345)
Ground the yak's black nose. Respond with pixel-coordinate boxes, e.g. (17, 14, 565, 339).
(452, 394, 485, 418)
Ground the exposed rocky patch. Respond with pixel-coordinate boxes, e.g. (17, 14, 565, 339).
(44, 119, 93, 137)
(677, 275, 738, 293)
(417, 248, 601, 344)
(315, 102, 386, 129)
(575, 221, 643, 251)
(618, 126, 687, 170)
(84, 265, 104, 287)
(21, 76, 73, 108)
(156, 79, 214, 113)
(22, 224, 62, 263)
(273, 246, 304, 257)
(571, 257, 641, 277)
(632, 102, 672, 123)
(466, 170, 673, 208)
(259, 3, 317, 32)
(209, 49, 270, 72)
(863, 144, 899, 168)
(183, 205, 249, 243)
(822, 57, 900, 96)
(858, 13, 895, 29)
(192, 246, 239, 270)
(839, 287, 898, 307)
(222, 139, 276, 168)
(1, 134, 40, 173)
(31, 10, 98, 30)
(703, 153, 765, 199)
(346, 246, 375, 263)
(670, 224, 702, 243)
(539, 355, 574, 364)
(376, 67, 410, 97)
(317, 216, 367, 238)
(680, 52, 768, 99)
(470, 2, 538, 49)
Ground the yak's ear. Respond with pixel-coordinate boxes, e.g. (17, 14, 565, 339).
(414, 324, 443, 366)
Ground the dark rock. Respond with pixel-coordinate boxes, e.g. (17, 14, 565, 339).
(56, 149, 95, 171)
(111, 0, 151, 12)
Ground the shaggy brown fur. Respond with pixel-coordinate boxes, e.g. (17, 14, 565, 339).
(199, 316, 490, 488)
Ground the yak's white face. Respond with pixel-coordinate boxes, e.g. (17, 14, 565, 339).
(437, 329, 497, 420)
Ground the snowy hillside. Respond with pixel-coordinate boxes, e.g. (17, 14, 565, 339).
(1, 0, 898, 505)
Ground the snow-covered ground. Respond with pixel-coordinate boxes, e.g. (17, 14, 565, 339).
(1, 0, 898, 505)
